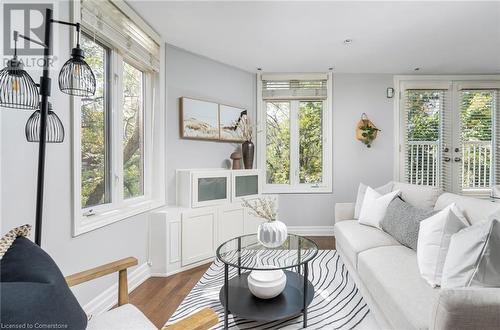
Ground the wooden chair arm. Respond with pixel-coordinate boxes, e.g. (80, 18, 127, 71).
(65, 257, 138, 306)
(162, 307, 218, 330)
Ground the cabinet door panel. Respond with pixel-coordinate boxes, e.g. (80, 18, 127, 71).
(217, 207, 244, 246)
(181, 210, 215, 266)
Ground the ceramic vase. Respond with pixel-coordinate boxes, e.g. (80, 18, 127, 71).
(242, 141, 254, 169)
(257, 220, 287, 248)
(247, 267, 287, 299)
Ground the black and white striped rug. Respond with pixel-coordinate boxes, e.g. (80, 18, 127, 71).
(165, 250, 371, 329)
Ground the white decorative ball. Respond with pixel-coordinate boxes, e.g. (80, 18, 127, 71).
(247, 267, 287, 299)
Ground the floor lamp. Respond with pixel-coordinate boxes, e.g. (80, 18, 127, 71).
(0, 8, 96, 246)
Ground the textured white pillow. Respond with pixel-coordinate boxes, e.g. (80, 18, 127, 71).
(417, 203, 469, 287)
(354, 182, 393, 219)
(442, 219, 500, 288)
(358, 187, 401, 228)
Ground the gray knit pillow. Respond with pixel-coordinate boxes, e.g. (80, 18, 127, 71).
(380, 197, 437, 251)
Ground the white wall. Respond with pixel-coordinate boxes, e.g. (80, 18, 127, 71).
(278, 74, 395, 227)
(165, 45, 257, 204)
(0, 1, 149, 307)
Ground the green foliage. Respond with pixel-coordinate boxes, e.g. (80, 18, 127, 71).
(407, 91, 440, 142)
(266, 102, 290, 184)
(265, 101, 323, 184)
(460, 91, 492, 141)
(299, 101, 322, 183)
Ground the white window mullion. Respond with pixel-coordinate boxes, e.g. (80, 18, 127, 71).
(289, 100, 300, 187)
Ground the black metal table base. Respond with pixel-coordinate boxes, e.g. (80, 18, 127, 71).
(219, 267, 314, 329)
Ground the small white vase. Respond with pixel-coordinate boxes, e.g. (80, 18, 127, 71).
(247, 267, 287, 299)
(257, 220, 287, 248)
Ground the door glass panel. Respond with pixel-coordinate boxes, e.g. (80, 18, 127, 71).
(266, 102, 290, 184)
(299, 101, 323, 183)
(405, 90, 442, 186)
(235, 175, 259, 197)
(460, 90, 493, 191)
(198, 177, 227, 202)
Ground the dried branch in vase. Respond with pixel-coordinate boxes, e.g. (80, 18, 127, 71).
(242, 197, 277, 222)
(238, 114, 253, 142)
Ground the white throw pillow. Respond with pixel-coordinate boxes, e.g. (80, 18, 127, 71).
(354, 182, 393, 219)
(392, 181, 443, 209)
(417, 203, 469, 287)
(358, 187, 401, 228)
(442, 219, 500, 288)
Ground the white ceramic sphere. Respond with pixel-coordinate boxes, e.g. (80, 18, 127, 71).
(257, 220, 288, 248)
(247, 268, 287, 299)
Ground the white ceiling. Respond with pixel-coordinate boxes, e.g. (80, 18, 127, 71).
(128, 1, 500, 74)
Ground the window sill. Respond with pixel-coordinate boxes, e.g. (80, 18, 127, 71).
(73, 198, 166, 236)
(262, 185, 332, 194)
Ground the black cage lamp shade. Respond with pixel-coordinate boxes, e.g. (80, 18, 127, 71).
(58, 25, 96, 97)
(25, 102, 65, 143)
(0, 58, 40, 110)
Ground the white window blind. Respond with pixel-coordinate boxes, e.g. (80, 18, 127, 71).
(403, 89, 445, 187)
(81, 0, 160, 72)
(460, 89, 499, 192)
(262, 76, 328, 100)
(402, 83, 500, 195)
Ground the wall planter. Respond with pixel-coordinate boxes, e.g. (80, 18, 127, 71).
(356, 113, 380, 148)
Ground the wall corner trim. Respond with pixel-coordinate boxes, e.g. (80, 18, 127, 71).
(82, 262, 151, 317)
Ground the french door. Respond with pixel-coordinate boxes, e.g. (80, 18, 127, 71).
(398, 79, 500, 196)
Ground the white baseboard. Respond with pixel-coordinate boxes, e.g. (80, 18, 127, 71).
(83, 262, 151, 317)
(151, 258, 213, 278)
(287, 226, 335, 236)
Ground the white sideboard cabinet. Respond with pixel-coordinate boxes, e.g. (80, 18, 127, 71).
(149, 202, 268, 276)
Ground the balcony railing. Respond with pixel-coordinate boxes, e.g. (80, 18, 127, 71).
(407, 140, 492, 190)
(407, 141, 439, 186)
(462, 141, 491, 189)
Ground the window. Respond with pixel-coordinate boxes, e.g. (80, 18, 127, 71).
(73, 0, 164, 235)
(81, 34, 110, 208)
(396, 77, 500, 196)
(122, 62, 144, 199)
(258, 73, 332, 193)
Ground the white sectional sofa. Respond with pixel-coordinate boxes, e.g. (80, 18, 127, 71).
(334, 184, 500, 330)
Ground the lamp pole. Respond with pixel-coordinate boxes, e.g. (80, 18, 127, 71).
(34, 8, 53, 246)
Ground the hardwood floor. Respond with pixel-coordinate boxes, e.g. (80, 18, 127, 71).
(129, 236, 335, 328)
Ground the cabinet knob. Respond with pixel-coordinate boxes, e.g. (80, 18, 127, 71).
(454, 157, 462, 162)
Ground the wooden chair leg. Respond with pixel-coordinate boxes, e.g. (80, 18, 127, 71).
(118, 269, 129, 306)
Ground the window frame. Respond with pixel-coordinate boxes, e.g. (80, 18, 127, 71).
(71, 18, 165, 236)
(393, 75, 500, 196)
(257, 72, 333, 194)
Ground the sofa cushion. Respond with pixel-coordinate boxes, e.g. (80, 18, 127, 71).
(354, 182, 393, 219)
(380, 197, 437, 251)
(358, 246, 439, 330)
(435, 192, 500, 225)
(442, 219, 500, 288)
(87, 304, 156, 330)
(0, 237, 88, 329)
(392, 181, 443, 209)
(334, 220, 400, 269)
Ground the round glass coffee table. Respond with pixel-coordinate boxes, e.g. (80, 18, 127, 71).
(216, 234, 318, 329)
